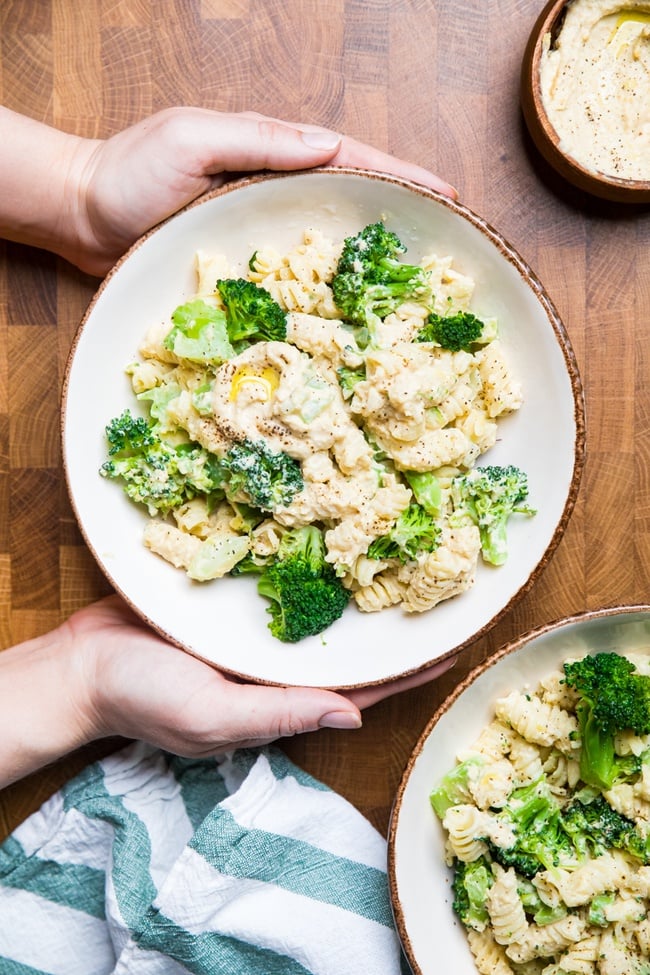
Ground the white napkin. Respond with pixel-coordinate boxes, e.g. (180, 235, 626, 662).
(0, 742, 407, 974)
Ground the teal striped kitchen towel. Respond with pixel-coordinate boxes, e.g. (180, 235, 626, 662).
(0, 742, 407, 974)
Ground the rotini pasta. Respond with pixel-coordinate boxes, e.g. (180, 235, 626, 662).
(101, 222, 531, 643)
(431, 647, 650, 974)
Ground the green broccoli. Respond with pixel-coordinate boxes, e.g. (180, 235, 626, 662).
(517, 878, 567, 925)
(450, 465, 536, 566)
(257, 526, 350, 643)
(416, 310, 487, 351)
(100, 409, 224, 515)
(220, 438, 303, 512)
(336, 364, 366, 400)
(588, 891, 616, 928)
(403, 470, 443, 517)
(331, 222, 431, 339)
(563, 652, 650, 791)
(216, 278, 287, 347)
(137, 382, 182, 432)
(229, 551, 272, 576)
(560, 794, 650, 862)
(366, 503, 441, 563)
(492, 778, 577, 877)
(451, 857, 493, 932)
(191, 382, 214, 416)
(163, 298, 234, 364)
(429, 755, 486, 819)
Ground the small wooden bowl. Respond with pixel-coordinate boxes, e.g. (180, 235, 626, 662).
(520, 0, 650, 204)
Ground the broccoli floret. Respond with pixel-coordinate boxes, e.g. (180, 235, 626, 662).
(163, 298, 234, 364)
(100, 409, 224, 515)
(331, 222, 431, 338)
(366, 503, 441, 563)
(564, 652, 650, 735)
(216, 278, 287, 347)
(175, 443, 226, 496)
(403, 470, 442, 517)
(257, 526, 350, 643)
(416, 310, 486, 351)
(450, 465, 536, 566)
(429, 756, 486, 819)
(452, 857, 493, 932)
(493, 779, 576, 877)
(220, 438, 303, 512)
(336, 364, 366, 400)
(103, 408, 156, 455)
(563, 652, 650, 791)
(489, 843, 541, 880)
(561, 794, 649, 862)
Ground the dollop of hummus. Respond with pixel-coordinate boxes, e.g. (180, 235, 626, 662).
(539, 0, 650, 181)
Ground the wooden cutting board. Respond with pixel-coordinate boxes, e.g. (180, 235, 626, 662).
(1, 0, 649, 842)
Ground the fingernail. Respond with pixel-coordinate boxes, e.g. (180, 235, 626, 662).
(318, 710, 362, 730)
(301, 130, 341, 151)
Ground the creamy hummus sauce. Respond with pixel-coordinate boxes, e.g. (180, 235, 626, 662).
(539, 0, 650, 180)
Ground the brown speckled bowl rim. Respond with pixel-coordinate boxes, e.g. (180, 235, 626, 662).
(61, 167, 586, 689)
(521, 0, 650, 203)
(387, 602, 650, 973)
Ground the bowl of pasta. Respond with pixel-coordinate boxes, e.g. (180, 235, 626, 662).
(388, 605, 650, 974)
(62, 167, 584, 688)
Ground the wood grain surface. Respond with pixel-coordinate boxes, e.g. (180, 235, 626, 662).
(1, 0, 649, 842)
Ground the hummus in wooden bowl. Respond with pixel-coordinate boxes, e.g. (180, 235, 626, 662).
(521, 0, 650, 203)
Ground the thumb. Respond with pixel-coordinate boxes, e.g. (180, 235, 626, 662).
(209, 682, 363, 750)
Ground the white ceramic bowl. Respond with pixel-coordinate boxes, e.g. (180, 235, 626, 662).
(388, 605, 650, 974)
(62, 168, 585, 688)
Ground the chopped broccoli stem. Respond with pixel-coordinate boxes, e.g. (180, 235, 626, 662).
(403, 470, 442, 517)
(163, 298, 234, 364)
(588, 891, 616, 928)
(430, 755, 485, 819)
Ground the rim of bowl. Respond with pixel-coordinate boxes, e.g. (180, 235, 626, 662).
(60, 167, 587, 689)
(520, 0, 650, 204)
(387, 602, 650, 972)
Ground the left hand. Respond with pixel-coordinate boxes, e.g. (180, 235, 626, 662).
(68, 595, 456, 756)
(75, 107, 458, 275)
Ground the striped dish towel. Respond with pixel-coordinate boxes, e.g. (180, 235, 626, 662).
(0, 742, 407, 975)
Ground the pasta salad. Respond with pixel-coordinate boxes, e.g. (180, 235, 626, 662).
(100, 222, 532, 643)
(431, 650, 650, 975)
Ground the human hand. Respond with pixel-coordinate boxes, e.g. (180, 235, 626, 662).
(0, 593, 456, 787)
(66, 595, 455, 756)
(75, 107, 458, 275)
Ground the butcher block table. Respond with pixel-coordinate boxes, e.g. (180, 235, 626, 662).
(1, 0, 649, 842)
